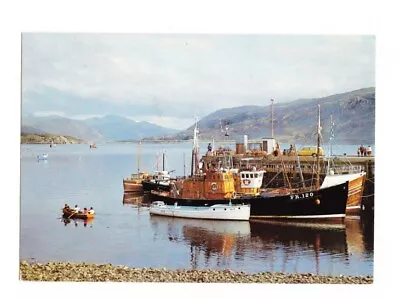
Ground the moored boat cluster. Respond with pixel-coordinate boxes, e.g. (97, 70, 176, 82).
(123, 105, 368, 222)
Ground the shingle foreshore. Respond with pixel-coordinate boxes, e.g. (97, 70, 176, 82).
(20, 261, 373, 284)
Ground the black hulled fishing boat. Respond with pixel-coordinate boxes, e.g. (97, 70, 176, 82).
(243, 104, 348, 222)
(142, 152, 174, 192)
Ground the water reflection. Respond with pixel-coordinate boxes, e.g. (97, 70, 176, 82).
(149, 215, 373, 275)
(150, 216, 250, 269)
(60, 217, 94, 228)
(249, 220, 347, 274)
(122, 193, 152, 206)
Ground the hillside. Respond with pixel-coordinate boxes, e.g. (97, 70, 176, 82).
(22, 115, 103, 142)
(163, 87, 375, 144)
(21, 133, 84, 144)
(83, 115, 178, 141)
(21, 115, 179, 142)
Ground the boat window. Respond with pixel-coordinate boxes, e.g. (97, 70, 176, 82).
(241, 173, 244, 178)
(250, 174, 254, 178)
(255, 173, 258, 178)
(246, 174, 249, 178)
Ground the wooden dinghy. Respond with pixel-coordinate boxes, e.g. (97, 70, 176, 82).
(62, 208, 95, 219)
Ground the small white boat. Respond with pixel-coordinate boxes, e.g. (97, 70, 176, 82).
(37, 153, 48, 160)
(149, 201, 250, 221)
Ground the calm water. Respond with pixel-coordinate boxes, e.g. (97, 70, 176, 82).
(20, 143, 374, 276)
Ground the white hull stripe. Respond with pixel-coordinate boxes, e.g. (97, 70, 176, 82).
(251, 214, 345, 219)
(346, 205, 361, 210)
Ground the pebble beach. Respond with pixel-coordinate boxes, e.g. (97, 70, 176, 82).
(20, 261, 373, 284)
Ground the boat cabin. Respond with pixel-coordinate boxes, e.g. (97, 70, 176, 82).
(180, 169, 236, 199)
(234, 170, 265, 196)
(150, 170, 171, 182)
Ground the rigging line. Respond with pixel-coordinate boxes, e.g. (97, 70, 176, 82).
(264, 171, 283, 188)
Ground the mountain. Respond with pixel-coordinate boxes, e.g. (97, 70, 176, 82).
(21, 114, 179, 142)
(166, 87, 375, 144)
(22, 115, 104, 141)
(21, 124, 47, 135)
(83, 115, 179, 141)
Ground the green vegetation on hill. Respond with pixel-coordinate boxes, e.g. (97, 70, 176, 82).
(21, 133, 84, 144)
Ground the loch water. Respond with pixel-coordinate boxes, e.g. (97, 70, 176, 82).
(20, 143, 374, 276)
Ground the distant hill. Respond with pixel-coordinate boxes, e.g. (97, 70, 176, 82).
(21, 133, 84, 144)
(162, 87, 375, 144)
(21, 114, 179, 142)
(21, 125, 47, 135)
(22, 115, 104, 142)
(83, 115, 179, 141)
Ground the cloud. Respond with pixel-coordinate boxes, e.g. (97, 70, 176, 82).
(32, 111, 66, 117)
(22, 34, 375, 129)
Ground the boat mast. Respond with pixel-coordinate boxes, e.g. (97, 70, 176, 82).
(138, 141, 141, 173)
(162, 150, 165, 171)
(191, 118, 200, 176)
(294, 144, 306, 188)
(316, 104, 322, 189)
(271, 99, 274, 138)
(183, 152, 186, 178)
(327, 115, 334, 174)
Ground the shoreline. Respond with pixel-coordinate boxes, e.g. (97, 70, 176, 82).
(20, 261, 373, 284)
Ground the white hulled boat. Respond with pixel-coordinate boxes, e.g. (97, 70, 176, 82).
(149, 201, 250, 221)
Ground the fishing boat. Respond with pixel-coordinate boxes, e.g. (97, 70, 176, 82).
(62, 208, 95, 219)
(142, 152, 173, 192)
(243, 104, 348, 222)
(149, 201, 250, 221)
(230, 161, 349, 221)
(123, 141, 148, 193)
(142, 170, 172, 192)
(123, 172, 149, 193)
(149, 119, 247, 206)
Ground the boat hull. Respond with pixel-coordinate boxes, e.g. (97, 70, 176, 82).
(123, 179, 143, 193)
(346, 174, 366, 215)
(249, 181, 348, 221)
(149, 191, 246, 206)
(150, 182, 348, 222)
(149, 202, 250, 221)
(62, 209, 95, 219)
(142, 181, 171, 192)
(320, 172, 366, 215)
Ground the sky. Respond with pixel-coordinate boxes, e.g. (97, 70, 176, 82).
(21, 33, 375, 130)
